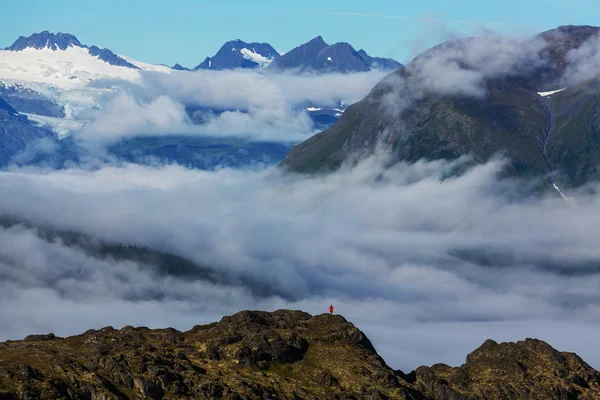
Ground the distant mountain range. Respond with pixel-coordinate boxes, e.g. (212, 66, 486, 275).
(3, 31, 403, 77)
(186, 36, 403, 73)
(281, 25, 600, 190)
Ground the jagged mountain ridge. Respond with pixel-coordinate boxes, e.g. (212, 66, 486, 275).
(6, 31, 83, 51)
(0, 310, 598, 399)
(4, 31, 402, 74)
(280, 25, 600, 190)
(267, 36, 403, 73)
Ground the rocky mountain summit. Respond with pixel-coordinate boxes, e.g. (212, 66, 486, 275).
(267, 36, 402, 73)
(0, 310, 598, 399)
(6, 31, 83, 51)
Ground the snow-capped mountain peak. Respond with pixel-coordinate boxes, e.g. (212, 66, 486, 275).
(0, 31, 172, 92)
(194, 39, 281, 70)
(4, 31, 142, 70)
(6, 31, 83, 51)
(0, 46, 141, 89)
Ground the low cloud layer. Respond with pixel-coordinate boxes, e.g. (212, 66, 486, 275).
(74, 69, 387, 146)
(1, 157, 600, 370)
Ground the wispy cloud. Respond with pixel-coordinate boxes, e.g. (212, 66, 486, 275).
(71, 69, 388, 147)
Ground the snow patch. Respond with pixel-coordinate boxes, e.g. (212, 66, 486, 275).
(538, 89, 565, 97)
(306, 107, 322, 112)
(327, 57, 333, 62)
(0, 46, 141, 89)
(116, 54, 172, 73)
(240, 48, 274, 68)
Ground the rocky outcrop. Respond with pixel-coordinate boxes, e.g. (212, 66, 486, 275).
(416, 339, 600, 399)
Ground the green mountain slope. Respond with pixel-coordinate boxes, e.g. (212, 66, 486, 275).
(281, 26, 600, 189)
(546, 79, 600, 186)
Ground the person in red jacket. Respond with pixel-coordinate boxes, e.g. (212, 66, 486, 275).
(329, 305, 334, 314)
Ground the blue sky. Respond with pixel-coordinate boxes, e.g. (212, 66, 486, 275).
(2, 0, 600, 67)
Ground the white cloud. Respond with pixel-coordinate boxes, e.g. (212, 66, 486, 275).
(141, 69, 387, 109)
(77, 92, 190, 144)
(562, 33, 600, 86)
(73, 69, 387, 146)
(399, 34, 548, 98)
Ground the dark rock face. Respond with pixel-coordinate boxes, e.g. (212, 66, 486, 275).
(268, 36, 329, 71)
(87, 46, 139, 69)
(0, 95, 54, 167)
(194, 39, 280, 70)
(267, 36, 403, 73)
(280, 25, 600, 189)
(23, 333, 59, 342)
(171, 63, 190, 71)
(0, 96, 18, 116)
(358, 49, 403, 71)
(0, 310, 598, 399)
